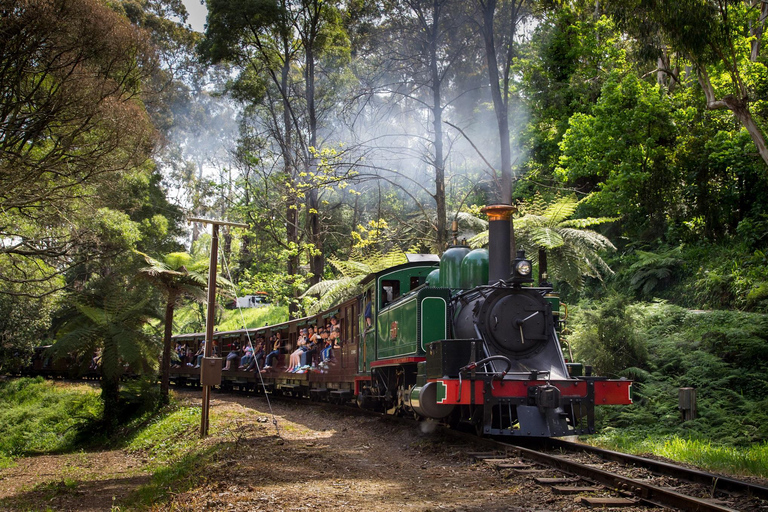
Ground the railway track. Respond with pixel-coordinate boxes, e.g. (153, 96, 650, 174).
(195, 387, 767, 510)
(467, 438, 767, 511)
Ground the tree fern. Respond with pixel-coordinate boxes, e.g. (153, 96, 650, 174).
(469, 194, 616, 289)
(302, 249, 409, 315)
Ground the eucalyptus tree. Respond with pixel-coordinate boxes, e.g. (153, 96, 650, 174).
(202, 0, 356, 309)
(604, 0, 768, 170)
(471, 0, 529, 206)
(361, 0, 475, 251)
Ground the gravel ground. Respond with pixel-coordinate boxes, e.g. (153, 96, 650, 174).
(0, 387, 649, 511)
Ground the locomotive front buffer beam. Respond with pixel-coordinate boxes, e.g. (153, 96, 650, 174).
(415, 377, 631, 437)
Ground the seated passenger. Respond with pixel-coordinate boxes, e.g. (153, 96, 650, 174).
(288, 329, 308, 372)
(223, 343, 240, 371)
(193, 342, 205, 368)
(245, 339, 266, 371)
(239, 346, 254, 369)
(262, 333, 283, 371)
(321, 328, 340, 365)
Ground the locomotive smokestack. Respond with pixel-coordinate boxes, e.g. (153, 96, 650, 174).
(481, 204, 517, 283)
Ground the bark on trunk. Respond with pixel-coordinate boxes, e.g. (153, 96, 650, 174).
(750, 0, 768, 62)
(160, 294, 176, 400)
(698, 67, 768, 168)
(306, 22, 324, 285)
(431, 0, 447, 252)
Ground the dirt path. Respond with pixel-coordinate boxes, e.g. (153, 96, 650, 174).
(0, 448, 149, 511)
(0, 388, 643, 511)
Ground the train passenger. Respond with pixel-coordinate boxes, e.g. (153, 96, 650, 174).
(253, 338, 267, 370)
(300, 327, 319, 369)
(262, 333, 283, 371)
(239, 345, 254, 369)
(223, 343, 241, 371)
(89, 349, 101, 370)
(288, 329, 309, 371)
(321, 327, 341, 366)
(244, 338, 266, 371)
(193, 343, 204, 368)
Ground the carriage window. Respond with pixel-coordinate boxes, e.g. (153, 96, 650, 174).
(381, 280, 400, 307)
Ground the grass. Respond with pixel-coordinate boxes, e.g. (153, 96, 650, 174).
(119, 403, 251, 509)
(125, 406, 202, 465)
(589, 432, 768, 478)
(216, 305, 289, 331)
(171, 304, 288, 333)
(0, 377, 102, 458)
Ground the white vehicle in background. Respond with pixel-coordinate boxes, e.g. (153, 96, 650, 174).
(235, 292, 269, 308)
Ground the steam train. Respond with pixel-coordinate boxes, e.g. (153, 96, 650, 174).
(169, 205, 632, 437)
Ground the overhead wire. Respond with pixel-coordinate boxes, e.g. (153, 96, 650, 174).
(219, 245, 281, 438)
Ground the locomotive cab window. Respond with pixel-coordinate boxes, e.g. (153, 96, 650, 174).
(381, 280, 400, 307)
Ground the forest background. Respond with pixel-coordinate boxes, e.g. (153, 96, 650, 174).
(1, 0, 768, 473)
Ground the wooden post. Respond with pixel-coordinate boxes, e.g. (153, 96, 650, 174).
(189, 217, 248, 438)
(679, 387, 696, 421)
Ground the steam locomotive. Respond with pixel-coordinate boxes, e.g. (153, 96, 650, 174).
(170, 205, 632, 437)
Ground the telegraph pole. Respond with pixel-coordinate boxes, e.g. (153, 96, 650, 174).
(189, 217, 248, 437)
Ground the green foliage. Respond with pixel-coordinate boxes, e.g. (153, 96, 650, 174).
(573, 302, 768, 447)
(216, 305, 288, 331)
(557, 72, 678, 239)
(126, 406, 202, 464)
(470, 194, 616, 289)
(0, 378, 102, 458)
(626, 246, 685, 298)
(569, 295, 648, 376)
(301, 249, 408, 314)
(689, 245, 768, 313)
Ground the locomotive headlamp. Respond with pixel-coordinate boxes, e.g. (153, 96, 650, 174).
(511, 250, 534, 285)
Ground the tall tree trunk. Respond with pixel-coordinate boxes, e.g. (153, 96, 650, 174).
(160, 293, 176, 401)
(431, 0, 447, 251)
(280, 52, 300, 319)
(480, 0, 512, 205)
(479, 0, 522, 255)
(698, 67, 768, 168)
(750, 0, 768, 62)
(306, 39, 324, 284)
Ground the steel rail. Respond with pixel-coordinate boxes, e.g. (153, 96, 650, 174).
(546, 439, 768, 501)
(495, 441, 740, 512)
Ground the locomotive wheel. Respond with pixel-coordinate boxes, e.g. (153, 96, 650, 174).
(470, 406, 485, 436)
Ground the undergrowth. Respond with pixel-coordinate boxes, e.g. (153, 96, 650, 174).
(571, 300, 768, 477)
(0, 377, 101, 459)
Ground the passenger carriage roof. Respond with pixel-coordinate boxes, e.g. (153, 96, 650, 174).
(359, 257, 439, 287)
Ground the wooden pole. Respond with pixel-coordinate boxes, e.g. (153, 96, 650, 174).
(200, 223, 218, 437)
(193, 218, 248, 438)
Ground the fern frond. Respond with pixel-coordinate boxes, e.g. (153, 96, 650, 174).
(558, 217, 619, 229)
(543, 195, 579, 224)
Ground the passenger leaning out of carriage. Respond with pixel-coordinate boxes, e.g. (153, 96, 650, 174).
(262, 333, 284, 371)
